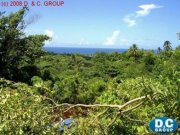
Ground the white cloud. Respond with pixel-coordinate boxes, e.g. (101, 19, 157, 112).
(136, 4, 162, 17)
(44, 29, 55, 44)
(123, 4, 162, 27)
(45, 29, 54, 38)
(104, 30, 120, 45)
(123, 15, 136, 27)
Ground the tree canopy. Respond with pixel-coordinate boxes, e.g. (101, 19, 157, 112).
(0, 7, 49, 81)
(0, 8, 180, 134)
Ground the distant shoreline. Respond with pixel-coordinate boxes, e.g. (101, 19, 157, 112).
(43, 47, 128, 55)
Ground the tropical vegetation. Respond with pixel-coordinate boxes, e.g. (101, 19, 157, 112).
(0, 8, 179, 134)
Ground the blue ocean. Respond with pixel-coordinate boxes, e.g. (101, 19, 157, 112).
(44, 47, 127, 55)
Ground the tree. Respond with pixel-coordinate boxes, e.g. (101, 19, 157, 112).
(163, 40, 172, 52)
(127, 44, 141, 60)
(157, 47, 162, 53)
(0, 7, 49, 81)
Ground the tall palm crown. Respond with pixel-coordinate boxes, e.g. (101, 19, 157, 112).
(128, 44, 140, 59)
(157, 47, 162, 53)
(163, 40, 172, 51)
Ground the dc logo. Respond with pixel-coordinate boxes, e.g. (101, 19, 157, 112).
(149, 117, 178, 133)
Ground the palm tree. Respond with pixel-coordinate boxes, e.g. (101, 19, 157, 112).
(163, 41, 172, 52)
(157, 47, 162, 53)
(127, 44, 140, 60)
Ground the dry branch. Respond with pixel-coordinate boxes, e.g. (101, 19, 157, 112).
(44, 93, 158, 123)
(62, 94, 153, 114)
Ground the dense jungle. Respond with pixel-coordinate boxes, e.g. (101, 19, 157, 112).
(0, 8, 180, 135)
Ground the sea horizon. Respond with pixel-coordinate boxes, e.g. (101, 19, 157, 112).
(44, 46, 158, 55)
(44, 47, 128, 55)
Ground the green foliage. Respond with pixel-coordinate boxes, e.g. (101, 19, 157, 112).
(1, 9, 180, 135)
(0, 8, 49, 81)
(163, 40, 172, 52)
(126, 44, 142, 60)
(0, 78, 58, 134)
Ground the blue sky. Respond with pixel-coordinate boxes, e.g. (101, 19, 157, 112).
(1, 0, 180, 49)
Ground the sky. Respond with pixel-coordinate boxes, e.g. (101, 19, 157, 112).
(1, 0, 180, 49)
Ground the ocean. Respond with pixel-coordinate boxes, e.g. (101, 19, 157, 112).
(44, 47, 127, 55)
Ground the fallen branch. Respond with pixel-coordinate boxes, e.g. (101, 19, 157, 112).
(91, 107, 110, 124)
(61, 94, 154, 113)
(121, 101, 145, 113)
(107, 112, 121, 127)
(119, 95, 148, 111)
(45, 93, 158, 124)
(64, 104, 121, 113)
